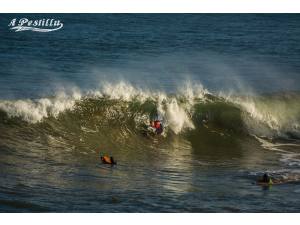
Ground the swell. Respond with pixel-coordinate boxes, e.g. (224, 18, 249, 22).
(0, 82, 300, 149)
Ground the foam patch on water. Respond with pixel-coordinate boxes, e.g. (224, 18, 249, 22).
(254, 135, 300, 169)
(280, 153, 300, 167)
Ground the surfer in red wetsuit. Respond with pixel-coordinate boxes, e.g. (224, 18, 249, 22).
(147, 119, 164, 135)
(154, 120, 163, 134)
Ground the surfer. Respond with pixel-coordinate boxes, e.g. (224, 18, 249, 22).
(148, 120, 163, 135)
(154, 120, 163, 134)
(101, 155, 117, 165)
(257, 173, 273, 185)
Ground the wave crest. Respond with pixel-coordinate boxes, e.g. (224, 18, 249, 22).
(0, 82, 299, 139)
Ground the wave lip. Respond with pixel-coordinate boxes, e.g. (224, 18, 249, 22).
(0, 91, 81, 123)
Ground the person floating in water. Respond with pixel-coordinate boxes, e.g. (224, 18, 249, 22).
(149, 119, 163, 135)
(101, 155, 117, 165)
(257, 173, 273, 185)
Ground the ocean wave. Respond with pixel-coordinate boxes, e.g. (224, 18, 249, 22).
(0, 81, 299, 140)
(0, 90, 82, 123)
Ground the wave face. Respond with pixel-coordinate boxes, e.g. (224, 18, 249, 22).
(1, 83, 300, 212)
(1, 82, 300, 140)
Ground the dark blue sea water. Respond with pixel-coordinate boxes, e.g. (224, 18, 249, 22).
(0, 14, 300, 212)
(0, 14, 300, 98)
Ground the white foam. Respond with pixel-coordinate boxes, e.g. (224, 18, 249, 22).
(100, 81, 150, 102)
(1, 81, 299, 138)
(224, 93, 300, 140)
(231, 97, 279, 130)
(93, 81, 198, 134)
(178, 81, 209, 103)
(0, 82, 197, 134)
(157, 97, 195, 134)
(0, 90, 82, 123)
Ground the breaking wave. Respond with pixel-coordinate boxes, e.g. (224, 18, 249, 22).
(0, 81, 299, 140)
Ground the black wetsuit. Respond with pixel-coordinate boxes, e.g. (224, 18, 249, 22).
(156, 124, 163, 134)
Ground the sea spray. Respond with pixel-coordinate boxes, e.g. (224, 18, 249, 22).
(227, 93, 300, 139)
(0, 89, 82, 123)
